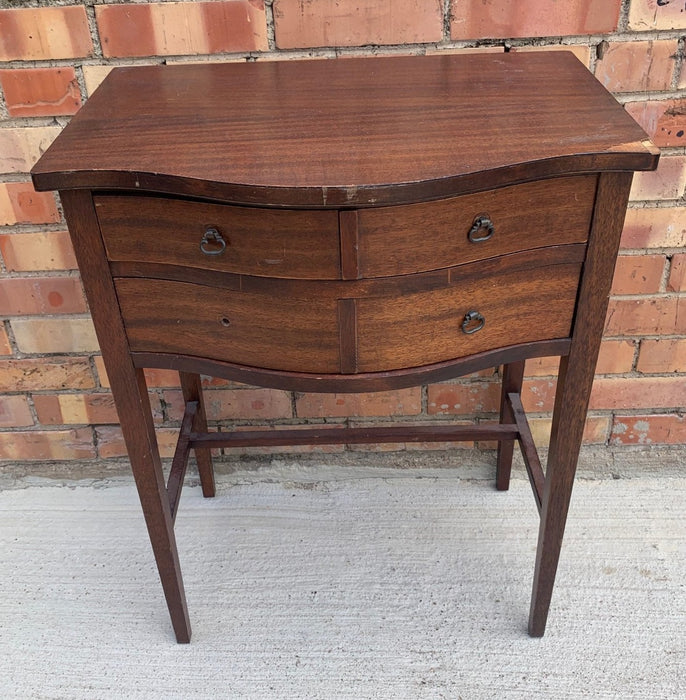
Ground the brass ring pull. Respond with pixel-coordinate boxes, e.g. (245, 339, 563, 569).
(461, 310, 485, 334)
(468, 215, 495, 243)
(200, 227, 226, 255)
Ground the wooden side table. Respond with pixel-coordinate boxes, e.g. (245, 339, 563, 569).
(32, 52, 658, 642)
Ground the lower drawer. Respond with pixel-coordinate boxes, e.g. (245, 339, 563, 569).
(115, 278, 341, 373)
(355, 262, 581, 372)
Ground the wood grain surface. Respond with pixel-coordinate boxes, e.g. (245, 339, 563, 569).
(32, 53, 657, 205)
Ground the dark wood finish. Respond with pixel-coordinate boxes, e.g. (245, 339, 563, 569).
(59, 189, 192, 643)
(357, 176, 596, 277)
(179, 372, 215, 498)
(32, 53, 657, 206)
(339, 210, 360, 280)
(115, 278, 341, 374)
(132, 338, 572, 394)
(188, 423, 520, 448)
(168, 400, 197, 522)
(337, 299, 358, 374)
(508, 392, 545, 513)
(356, 262, 580, 372)
(109, 241, 586, 297)
(528, 172, 635, 637)
(32, 54, 658, 642)
(496, 361, 526, 491)
(95, 195, 341, 279)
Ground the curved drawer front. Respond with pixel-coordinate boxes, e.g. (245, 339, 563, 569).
(357, 175, 596, 277)
(96, 196, 341, 279)
(115, 278, 340, 373)
(355, 262, 581, 372)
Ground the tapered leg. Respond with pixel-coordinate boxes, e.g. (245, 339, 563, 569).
(527, 172, 633, 636)
(125, 369, 192, 642)
(179, 372, 216, 498)
(60, 189, 192, 642)
(496, 360, 526, 491)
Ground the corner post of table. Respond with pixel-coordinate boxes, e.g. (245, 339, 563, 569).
(59, 189, 192, 643)
(496, 360, 526, 490)
(179, 371, 216, 497)
(528, 171, 634, 637)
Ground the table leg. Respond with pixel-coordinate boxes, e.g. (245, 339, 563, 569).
(179, 372, 216, 498)
(60, 189, 192, 643)
(496, 360, 526, 491)
(528, 171, 633, 636)
(122, 369, 192, 642)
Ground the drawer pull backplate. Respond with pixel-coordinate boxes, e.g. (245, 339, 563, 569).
(461, 310, 486, 334)
(468, 215, 495, 243)
(200, 227, 226, 255)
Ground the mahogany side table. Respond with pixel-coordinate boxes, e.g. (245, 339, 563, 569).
(32, 52, 659, 642)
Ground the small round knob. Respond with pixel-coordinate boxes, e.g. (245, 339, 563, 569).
(467, 215, 495, 243)
(200, 227, 226, 255)
(461, 310, 485, 334)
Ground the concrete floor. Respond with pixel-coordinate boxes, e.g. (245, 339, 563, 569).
(0, 453, 684, 699)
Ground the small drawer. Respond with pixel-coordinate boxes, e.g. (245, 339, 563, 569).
(357, 175, 596, 277)
(115, 278, 341, 373)
(355, 262, 581, 372)
(95, 196, 341, 279)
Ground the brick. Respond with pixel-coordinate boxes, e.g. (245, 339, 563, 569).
(0, 6, 93, 61)
(0, 326, 11, 356)
(274, 0, 442, 48)
(605, 297, 685, 336)
(0, 277, 86, 316)
(523, 341, 636, 378)
(595, 40, 677, 93)
(629, 0, 686, 30)
(590, 376, 686, 410)
(509, 45, 592, 66)
(668, 254, 685, 292)
(0, 395, 33, 428)
(0, 358, 94, 392)
(95, 425, 181, 459)
(11, 318, 99, 354)
(529, 415, 610, 448)
(0, 67, 81, 118)
(596, 340, 637, 374)
(93, 355, 182, 390)
(424, 46, 505, 56)
(637, 338, 686, 373)
(0, 127, 62, 175)
(521, 378, 557, 413)
(96, 1, 268, 58)
(164, 387, 292, 421)
(0, 183, 60, 226)
(451, 0, 621, 39)
(611, 414, 686, 445)
(629, 156, 686, 201)
(625, 99, 686, 148)
(82, 65, 114, 97)
(0, 231, 77, 272)
(611, 255, 665, 295)
(524, 356, 560, 377)
(427, 382, 500, 415)
(298, 387, 421, 418)
(33, 393, 117, 426)
(622, 207, 686, 249)
(0, 427, 94, 461)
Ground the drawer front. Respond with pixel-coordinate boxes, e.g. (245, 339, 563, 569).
(96, 196, 341, 279)
(115, 278, 340, 373)
(357, 175, 596, 277)
(355, 262, 581, 372)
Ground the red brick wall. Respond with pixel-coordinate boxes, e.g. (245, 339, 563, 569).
(1, 0, 684, 464)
